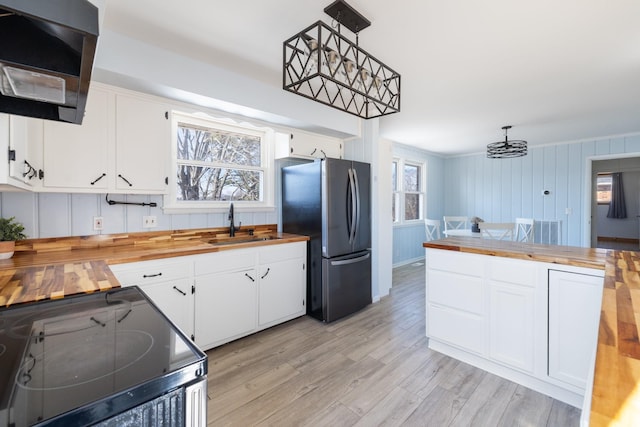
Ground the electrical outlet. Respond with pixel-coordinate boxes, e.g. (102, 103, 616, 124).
(143, 216, 157, 228)
(93, 216, 103, 231)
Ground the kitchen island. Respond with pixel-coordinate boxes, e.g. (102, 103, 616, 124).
(424, 237, 638, 426)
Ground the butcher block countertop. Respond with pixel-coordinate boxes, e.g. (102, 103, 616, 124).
(424, 237, 639, 426)
(423, 236, 608, 270)
(0, 225, 308, 307)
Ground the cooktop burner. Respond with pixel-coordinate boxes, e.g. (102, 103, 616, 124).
(0, 287, 207, 427)
(15, 329, 154, 390)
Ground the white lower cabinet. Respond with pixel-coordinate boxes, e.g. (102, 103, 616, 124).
(193, 242, 306, 350)
(195, 268, 257, 348)
(548, 269, 603, 389)
(109, 258, 194, 339)
(258, 243, 306, 327)
(489, 283, 535, 372)
(112, 241, 307, 351)
(425, 248, 604, 408)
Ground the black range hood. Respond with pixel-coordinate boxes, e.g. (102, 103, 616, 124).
(0, 0, 98, 124)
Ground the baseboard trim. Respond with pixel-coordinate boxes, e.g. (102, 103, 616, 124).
(393, 256, 425, 268)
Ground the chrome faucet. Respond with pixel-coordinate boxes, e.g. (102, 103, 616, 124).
(228, 202, 240, 237)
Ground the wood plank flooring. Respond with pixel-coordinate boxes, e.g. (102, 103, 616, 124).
(205, 262, 581, 426)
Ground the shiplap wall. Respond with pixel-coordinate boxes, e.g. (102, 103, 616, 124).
(392, 143, 445, 266)
(444, 134, 640, 247)
(0, 192, 278, 239)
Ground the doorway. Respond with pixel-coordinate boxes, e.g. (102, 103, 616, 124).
(590, 157, 640, 250)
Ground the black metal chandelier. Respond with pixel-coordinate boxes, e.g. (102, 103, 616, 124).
(283, 0, 401, 119)
(487, 125, 528, 159)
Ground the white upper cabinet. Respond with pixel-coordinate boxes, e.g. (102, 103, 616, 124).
(1, 114, 43, 188)
(39, 84, 170, 194)
(115, 94, 169, 193)
(42, 86, 111, 190)
(275, 130, 343, 160)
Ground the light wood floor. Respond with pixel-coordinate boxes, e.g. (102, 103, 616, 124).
(205, 262, 581, 426)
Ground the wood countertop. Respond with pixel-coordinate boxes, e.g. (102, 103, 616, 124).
(423, 237, 639, 425)
(0, 225, 308, 307)
(423, 236, 608, 270)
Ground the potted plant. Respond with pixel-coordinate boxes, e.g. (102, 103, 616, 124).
(470, 216, 484, 233)
(0, 216, 26, 259)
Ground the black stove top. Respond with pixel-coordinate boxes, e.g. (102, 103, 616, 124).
(0, 287, 207, 427)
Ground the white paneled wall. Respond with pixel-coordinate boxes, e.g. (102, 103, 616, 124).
(392, 143, 445, 266)
(444, 134, 640, 247)
(0, 192, 277, 239)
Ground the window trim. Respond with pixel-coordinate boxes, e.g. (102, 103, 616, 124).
(596, 173, 612, 205)
(163, 111, 276, 214)
(393, 157, 426, 225)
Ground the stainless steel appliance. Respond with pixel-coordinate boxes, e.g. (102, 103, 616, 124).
(0, 287, 207, 427)
(282, 158, 372, 322)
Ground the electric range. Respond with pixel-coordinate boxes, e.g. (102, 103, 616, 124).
(0, 287, 207, 426)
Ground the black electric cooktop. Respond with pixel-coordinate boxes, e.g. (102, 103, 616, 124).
(0, 287, 207, 427)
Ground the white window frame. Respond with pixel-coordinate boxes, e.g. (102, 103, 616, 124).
(163, 111, 275, 214)
(392, 158, 400, 224)
(393, 158, 426, 225)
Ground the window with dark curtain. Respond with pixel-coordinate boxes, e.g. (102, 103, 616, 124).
(607, 172, 627, 219)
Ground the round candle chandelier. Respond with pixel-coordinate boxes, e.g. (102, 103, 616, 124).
(487, 125, 528, 159)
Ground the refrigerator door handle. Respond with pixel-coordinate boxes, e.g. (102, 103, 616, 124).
(353, 167, 360, 244)
(330, 252, 371, 266)
(347, 168, 357, 244)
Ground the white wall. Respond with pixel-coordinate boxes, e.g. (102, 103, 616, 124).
(0, 192, 277, 239)
(444, 134, 640, 247)
(392, 143, 445, 265)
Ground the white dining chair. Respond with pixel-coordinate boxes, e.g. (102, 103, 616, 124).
(479, 222, 515, 240)
(515, 218, 534, 243)
(443, 216, 469, 233)
(424, 219, 441, 241)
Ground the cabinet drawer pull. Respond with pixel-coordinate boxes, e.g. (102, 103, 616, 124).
(173, 286, 187, 296)
(118, 174, 133, 187)
(90, 173, 106, 185)
(245, 273, 255, 282)
(143, 272, 162, 278)
(261, 268, 270, 279)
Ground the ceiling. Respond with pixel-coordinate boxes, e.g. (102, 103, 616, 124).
(102, 0, 640, 156)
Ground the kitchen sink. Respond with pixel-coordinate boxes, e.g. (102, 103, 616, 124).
(205, 235, 281, 246)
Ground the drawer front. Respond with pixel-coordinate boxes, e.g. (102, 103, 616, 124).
(427, 249, 484, 277)
(194, 248, 256, 275)
(259, 241, 306, 264)
(489, 258, 536, 287)
(427, 270, 483, 314)
(428, 304, 484, 354)
(110, 259, 191, 285)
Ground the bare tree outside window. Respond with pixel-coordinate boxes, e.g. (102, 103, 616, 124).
(404, 163, 420, 220)
(177, 124, 263, 202)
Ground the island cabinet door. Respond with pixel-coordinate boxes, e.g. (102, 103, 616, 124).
(488, 283, 535, 373)
(487, 258, 536, 373)
(548, 269, 603, 389)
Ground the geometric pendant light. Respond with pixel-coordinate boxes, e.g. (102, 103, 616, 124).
(283, 0, 401, 119)
(487, 125, 528, 158)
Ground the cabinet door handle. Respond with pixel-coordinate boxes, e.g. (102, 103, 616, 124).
(320, 149, 327, 158)
(118, 174, 133, 187)
(173, 285, 186, 296)
(143, 272, 162, 278)
(245, 273, 255, 282)
(261, 268, 270, 279)
(310, 148, 317, 156)
(90, 173, 106, 185)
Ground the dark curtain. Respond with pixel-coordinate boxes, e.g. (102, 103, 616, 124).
(607, 172, 627, 219)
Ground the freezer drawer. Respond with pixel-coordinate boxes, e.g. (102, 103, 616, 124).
(320, 250, 372, 322)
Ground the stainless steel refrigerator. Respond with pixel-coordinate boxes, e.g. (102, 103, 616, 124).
(282, 158, 371, 322)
